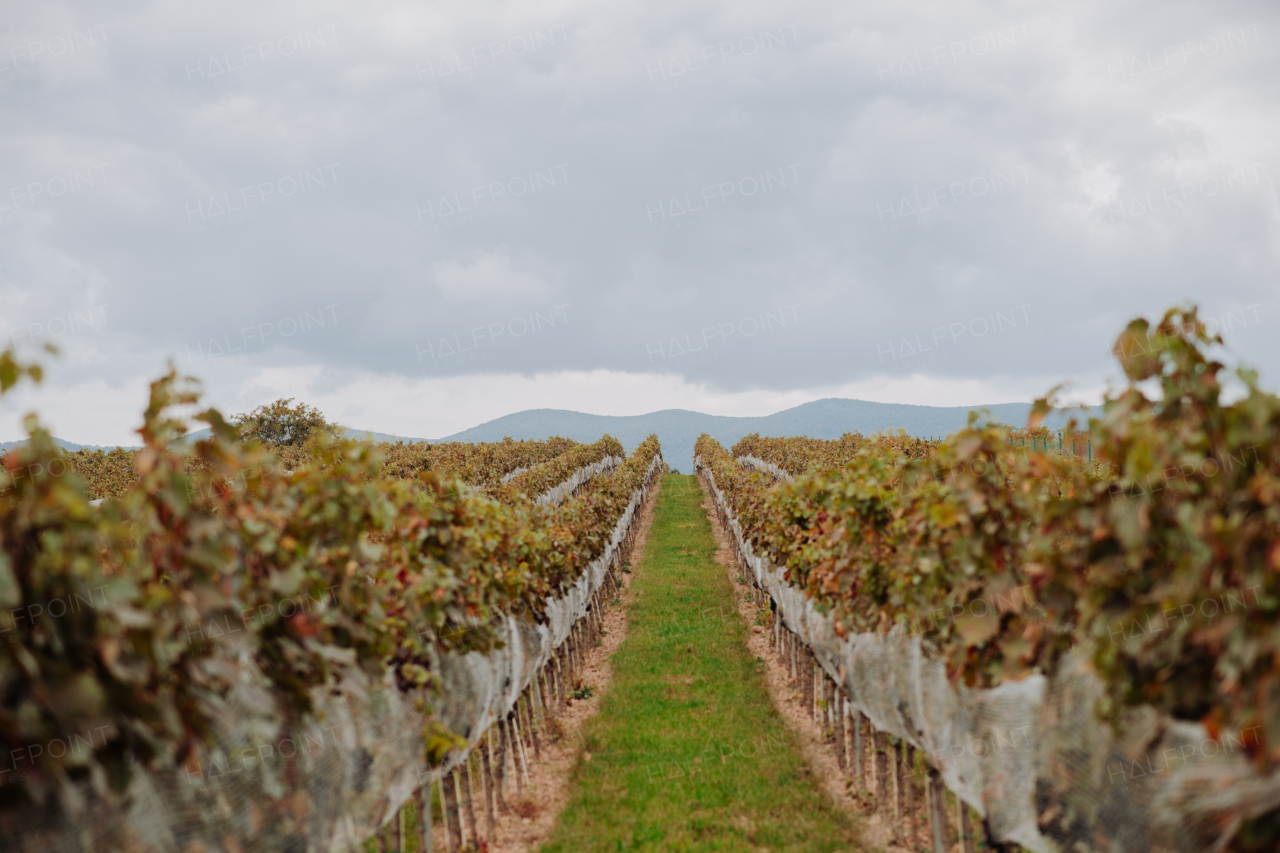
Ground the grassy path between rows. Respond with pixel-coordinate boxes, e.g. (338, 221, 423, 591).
(543, 474, 861, 852)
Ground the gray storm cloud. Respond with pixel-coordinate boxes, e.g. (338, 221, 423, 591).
(0, 0, 1276, 443)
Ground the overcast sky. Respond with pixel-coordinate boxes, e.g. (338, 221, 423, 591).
(1, 0, 1277, 445)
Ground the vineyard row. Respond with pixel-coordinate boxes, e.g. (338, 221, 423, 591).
(0, 352, 665, 852)
(695, 306, 1280, 853)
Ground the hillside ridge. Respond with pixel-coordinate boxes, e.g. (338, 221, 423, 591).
(4, 397, 1092, 467)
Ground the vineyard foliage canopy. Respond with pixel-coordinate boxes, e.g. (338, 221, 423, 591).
(701, 306, 1280, 775)
(0, 359, 659, 812)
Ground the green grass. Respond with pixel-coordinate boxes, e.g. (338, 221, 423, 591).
(542, 474, 863, 852)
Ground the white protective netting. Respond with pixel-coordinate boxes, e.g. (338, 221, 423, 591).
(737, 455, 794, 484)
(3, 454, 662, 853)
(699, 455, 1280, 853)
(534, 455, 622, 505)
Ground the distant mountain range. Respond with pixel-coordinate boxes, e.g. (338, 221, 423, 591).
(0, 437, 127, 453)
(434, 398, 1096, 470)
(3, 398, 1097, 469)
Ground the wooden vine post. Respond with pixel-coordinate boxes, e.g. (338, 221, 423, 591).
(461, 759, 478, 847)
(854, 711, 866, 793)
(417, 785, 433, 853)
(928, 767, 950, 853)
(481, 735, 497, 839)
(510, 713, 525, 797)
(442, 770, 462, 853)
(834, 691, 847, 771)
(958, 798, 976, 853)
(527, 691, 543, 760)
(905, 744, 919, 845)
(893, 740, 905, 821)
(873, 730, 889, 818)
(495, 718, 509, 813)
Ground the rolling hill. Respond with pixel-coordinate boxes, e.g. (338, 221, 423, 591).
(435, 398, 1093, 470)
